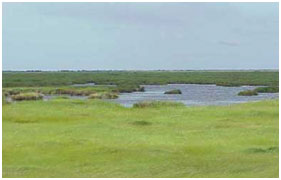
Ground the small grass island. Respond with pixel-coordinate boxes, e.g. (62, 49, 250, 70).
(238, 90, 258, 96)
(164, 89, 182, 94)
(238, 86, 279, 96)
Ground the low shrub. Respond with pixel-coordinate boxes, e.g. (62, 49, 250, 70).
(164, 89, 182, 94)
(11, 92, 43, 101)
(238, 90, 258, 96)
(254, 86, 279, 93)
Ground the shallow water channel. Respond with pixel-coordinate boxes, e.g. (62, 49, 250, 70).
(107, 84, 279, 107)
(9, 84, 278, 107)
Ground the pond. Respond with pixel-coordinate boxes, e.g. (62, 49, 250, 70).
(107, 84, 279, 107)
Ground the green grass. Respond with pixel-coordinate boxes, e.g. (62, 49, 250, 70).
(2, 99, 279, 178)
(3, 70, 279, 88)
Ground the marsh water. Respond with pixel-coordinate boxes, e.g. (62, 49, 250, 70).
(9, 83, 278, 107)
(108, 84, 279, 107)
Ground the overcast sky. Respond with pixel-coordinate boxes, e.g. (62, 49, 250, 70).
(3, 2, 279, 70)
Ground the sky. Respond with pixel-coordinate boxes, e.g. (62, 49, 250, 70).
(2, 2, 279, 70)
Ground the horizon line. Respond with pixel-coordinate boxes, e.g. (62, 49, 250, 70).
(2, 68, 279, 72)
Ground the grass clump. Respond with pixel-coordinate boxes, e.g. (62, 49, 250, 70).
(164, 89, 182, 94)
(246, 146, 278, 153)
(11, 92, 43, 101)
(238, 90, 258, 96)
(132, 120, 152, 126)
(133, 101, 184, 108)
(88, 92, 118, 99)
(254, 86, 279, 93)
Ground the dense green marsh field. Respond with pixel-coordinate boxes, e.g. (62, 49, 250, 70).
(3, 70, 279, 88)
(2, 99, 279, 178)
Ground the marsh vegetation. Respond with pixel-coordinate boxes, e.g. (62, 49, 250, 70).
(2, 70, 279, 178)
